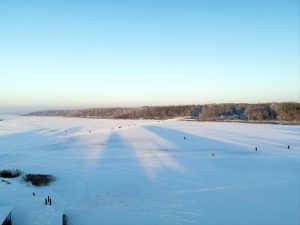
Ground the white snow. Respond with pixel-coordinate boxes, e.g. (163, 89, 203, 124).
(0, 116, 300, 225)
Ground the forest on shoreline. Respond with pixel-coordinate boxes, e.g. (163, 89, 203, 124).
(24, 103, 300, 124)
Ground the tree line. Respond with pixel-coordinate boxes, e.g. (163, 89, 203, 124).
(25, 103, 300, 122)
(193, 103, 300, 122)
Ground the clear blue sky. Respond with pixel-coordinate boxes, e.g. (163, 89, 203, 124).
(0, 0, 299, 113)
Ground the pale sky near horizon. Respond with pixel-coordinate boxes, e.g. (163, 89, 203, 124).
(0, 0, 299, 113)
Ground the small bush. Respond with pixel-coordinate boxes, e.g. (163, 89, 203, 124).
(0, 169, 21, 178)
(23, 174, 56, 186)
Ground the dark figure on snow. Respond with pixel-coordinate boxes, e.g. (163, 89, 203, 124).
(50, 198, 52, 205)
(255, 147, 258, 151)
(184, 136, 187, 140)
(45, 198, 47, 205)
(48, 196, 50, 202)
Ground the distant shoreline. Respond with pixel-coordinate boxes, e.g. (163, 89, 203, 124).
(20, 116, 300, 125)
(23, 102, 300, 125)
(180, 118, 300, 125)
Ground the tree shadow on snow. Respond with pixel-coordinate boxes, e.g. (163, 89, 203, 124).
(84, 132, 154, 199)
(143, 125, 253, 155)
(0, 129, 82, 169)
(67, 132, 182, 225)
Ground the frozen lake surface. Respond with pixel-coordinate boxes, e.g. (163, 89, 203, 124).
(0, 116, 300, 225)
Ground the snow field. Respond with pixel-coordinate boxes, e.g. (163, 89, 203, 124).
(0, 116, 299, 225)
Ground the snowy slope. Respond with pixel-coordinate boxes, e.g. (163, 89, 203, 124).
(0, 116, 299, 225)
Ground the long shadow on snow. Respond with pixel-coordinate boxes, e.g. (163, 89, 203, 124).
(0, 129, 82, 151)
(94, 132, 153, 193)
(206, 127, 288, 148)
(0, 129, 83, 169)
(41, 126, 84, 136)
(141, 126, 300, 225)
(69, 132, 170, 225)
(143, 125, 252, 155)
(143, 125, 297, 173)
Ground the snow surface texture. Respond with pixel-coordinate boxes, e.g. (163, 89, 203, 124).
(0, 116, 300, 225)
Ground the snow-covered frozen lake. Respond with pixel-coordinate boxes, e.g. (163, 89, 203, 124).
(0, 116, 300, 225)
